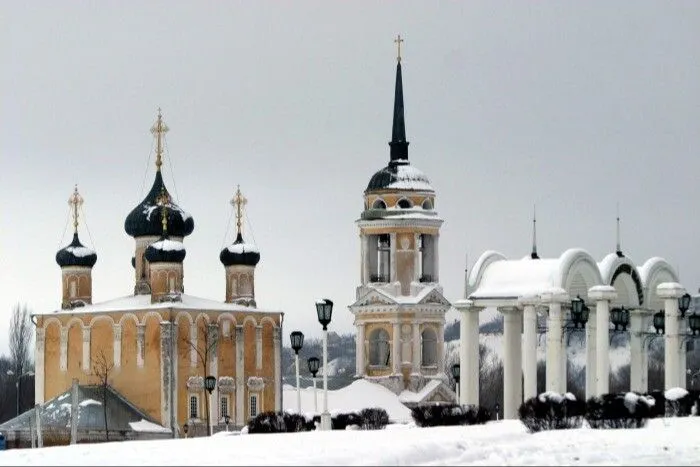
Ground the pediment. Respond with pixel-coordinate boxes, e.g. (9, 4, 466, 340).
(352, 289, 397, 307)
(418, 289, 452, 307)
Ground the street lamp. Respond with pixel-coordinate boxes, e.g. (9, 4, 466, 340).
(653, 311, 665, 334)
(6, 370, 34, 418)
(315, 298, 333, 431)
(610, 306, 630, 332)
(223, 414, 231, 432)
(183, 423, 189, 438)
(451, 363, 460, 404)
(570, 295, 589, 329)
(308, 357, 320, 413)
(204, 375, 216, 436)
(290, 331, 305, 415)
(688, 314, 700, 336)
(679, 293, 692, 319)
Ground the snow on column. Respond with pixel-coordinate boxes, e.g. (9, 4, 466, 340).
(629, 309, 649, 393)
(543, 289, 567, 393)
(356, 322, 366, 377)
(35, 327, 45, 404)
(589, 285, 616, 396)
(235, 325, 245, 427)
(520, 297, 538, 401)
(585, 305, 597, 400)
(392, 321, 401, 374)
(658, 282, 685, 390)
(503, 307, 523, 420)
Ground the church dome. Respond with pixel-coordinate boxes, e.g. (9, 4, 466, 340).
(145, 236, 186, 264)
(56, 233, 97, 268)
(124, 171, 194, 238)
(220, 233, 260, 267)
(366, 161, 433, 192)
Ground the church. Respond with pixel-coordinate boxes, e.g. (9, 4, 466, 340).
(32, 111, 283, 435)
(350, 37, 455, 404)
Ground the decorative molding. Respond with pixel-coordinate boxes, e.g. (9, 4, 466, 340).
(218, 376, 236, 393)
(247, 376, 265, 392)
(187, 376, 204, 390)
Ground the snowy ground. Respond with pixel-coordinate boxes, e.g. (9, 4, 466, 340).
(1, 418, 698, 465)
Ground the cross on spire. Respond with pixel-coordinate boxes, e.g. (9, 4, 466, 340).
(68, 184, 84, 233)
(150, 108, 170, 172)
(156, 186, 171, 235)
(231, 185, 247, 237)
(394, 34, 404, 63)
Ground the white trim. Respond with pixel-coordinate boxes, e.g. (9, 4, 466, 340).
(113, 324, 122, 368)
(81, 327, 91, 372)
(35, 328, 46, 404)
(255, 326, 262, 369)
(249, 393, 260, 419)
(219, 393, 231, 420)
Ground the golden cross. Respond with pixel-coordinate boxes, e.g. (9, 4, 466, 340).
(150, 108, 169, 171)
(231, 185, 247, 236)
(156, 187, 171, 234)
(68, 184, 83, 233)
(394, 34, 404, 62)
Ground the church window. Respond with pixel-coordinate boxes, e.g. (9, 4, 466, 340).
(249, 393, 259, 418)
(189, 394, 199, 419)
(368, 328, 390, 366)
(69, 281, 77, 299)
(421, 198, 433, 210)
(169, 276, 176, 293)
(372, 198, 387, 210)
(220, 394, 230, 420)
(421, 328, 437, 366)
(376, 234, 390, 282)
(397, 198, 412, 209)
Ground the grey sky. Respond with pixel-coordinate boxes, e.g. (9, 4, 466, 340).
(1, 2, 699, 354)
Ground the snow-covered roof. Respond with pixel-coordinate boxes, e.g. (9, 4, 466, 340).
(470, 257, 561, 299)
(150, 239, 185, 251)
(37, 293, 281, 316)
(225, 242, 259, 254)
(398, 379, 443, 404)
(366, 163, 434, 192)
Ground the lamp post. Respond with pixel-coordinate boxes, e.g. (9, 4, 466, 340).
(224, 414, 230, 433)
(679, 293, 692, 319)
(6, 370, 34, 418)
(290, 331, 305, 415)
(308, 357, 320, 413)
(204, 375, 216, 436)
(451, 363, 460, 404)
(316, 298, 333, 431)
(183, 423, 189, 439)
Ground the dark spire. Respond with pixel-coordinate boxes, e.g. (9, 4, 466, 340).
(389, 35, 409, 164)
(531, 204, 539, 259)
(616, 202, 624, 257)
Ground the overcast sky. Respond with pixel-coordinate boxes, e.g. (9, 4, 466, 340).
(1, 2, 699, 355)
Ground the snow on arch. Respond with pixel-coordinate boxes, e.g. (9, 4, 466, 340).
(175, 311, 194, 326)
(65, 316, 85, 330)
(639, 257, 679, 309)
(598, 253, 644, 306)
(88, 314, 115, 328)
(258, 316, 277, 328)
(468, 250, 507, 295)
(42, 317, 62, 330)
(118, 312, 139, 327)
(242, 315, 258, 327)
(140, 310, 164, 326)
(216, 312, 236, 326)
(557, 248, 603, 299)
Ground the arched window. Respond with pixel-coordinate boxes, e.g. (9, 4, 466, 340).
(397, 198, 412, 209)
(372, 198, 387, 209)
(421, 198, 433, 210)
(369, 328, 390, 366)
(421, 328, 437, 366)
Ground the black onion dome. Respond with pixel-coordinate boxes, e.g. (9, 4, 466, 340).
(220, 233, 260, 267)
(145, 235, 186, 263)
(124, 171, 194, 238)
(366, 161, 433, 192)
(56, 233, 97, 268)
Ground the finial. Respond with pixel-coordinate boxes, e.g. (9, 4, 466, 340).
(394, 34, 404, 63)
(615, 202, 623, 257)
(156, 186, 171, 235)
(68, 184, 84, 233)
(231, 185, 247, 237)
(150, 108, 169, 172)
(531, 204, 539, 259)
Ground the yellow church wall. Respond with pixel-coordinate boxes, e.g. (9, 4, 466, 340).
(175, 316, 192, 429)
(88, 317, 114, 379)
(66, 320, 83, 380)
(43, 321, 62, 401)
(140, 313, 162, 422)
(260, 320, 275, 413)
(242, 319, 256, 418)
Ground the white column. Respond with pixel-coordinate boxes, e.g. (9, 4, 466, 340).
(362, 235, 369, 284)
(392, 321, 401, 374)
(503, 307, 523, 420)
(545, 303, 563, 393)
(658, 282, 685, 390)
(680, 340, 687, 390)
(356, 322, 366, 377)
(521, 301, 538, 401)
(159, 321, 173, 429)
(82, 327, 91, 372)
(456, 301, 480, 405)
(413, 233, 421, 281)
(389, 232, 397, 282)
(412, 321, 421, 373)
(273, 327, 282, 411)
(35, 328, 45, 404)
(113, 324, 122, 369)
(437, 324, 445, 375)
(59, 327, 68, 372)
(433, 234, 440, 283)
(629, 309, 648, 393)
(255, 326, 263, 369)
(137, 324, 146, 368)
(585, 305, 597, 400)
(590, 285, 617, 396)
(235, 325, 245, 427)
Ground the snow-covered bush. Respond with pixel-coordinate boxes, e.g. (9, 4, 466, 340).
(585, 392, 655, 429)
(247, 411, 315, 434)
(411, 403, 490, 428)
(358, 407, 390, 430)
(663, 388, 700, 417)
(518, 392, 585, 433)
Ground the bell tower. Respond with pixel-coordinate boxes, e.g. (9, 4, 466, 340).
(349, 37, 452, 398)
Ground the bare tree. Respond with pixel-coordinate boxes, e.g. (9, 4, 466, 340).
(91, 349, 115, 441)
(181, 320, 219, 435)
(9, 303, 33, 377)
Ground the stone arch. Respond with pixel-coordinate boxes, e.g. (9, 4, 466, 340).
(65, 316, 85, 330)
(371, 197, 387, 210)
(42, 317, 62, 331)
(258, 316, 277, 328)
(119, 313, 139, 327)
(598, 253, 644, 306)
(468, 250, 507, 296)
(90, 315, 114, 372)
(89, 314, 115, 328)
(242, 315, 258, 327)
(175, 311, 194, 326)
(368, 327, 390, 366)
(558, 248, 603, 300)
(639, 257, 679, 311)
(140, 311, 164, 326)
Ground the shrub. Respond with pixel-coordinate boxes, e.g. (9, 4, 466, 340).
(247, 411, 287, 434)
(411, 403, 491, 428)
(332, 412, 363, 430)
(518, 392, 585, 433)
(359, 407, 390, 430)
(585, 392, 654, 429)
(664, 388, 700, 417)
(282, 412, 315, 432)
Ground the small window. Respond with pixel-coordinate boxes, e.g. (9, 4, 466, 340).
(249, 394, 259, 418)
(397, 198, 412, 209)
(169, 277, 176, 293)
(69, 281, 77, 299)
(369, 328, 391, 366)
(189, 394, 199, 419)
(372, 199, 387, 210)
(220, 395, 230, 419)
(421, 198, 433, 210)
(421, 328, 437, 366)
